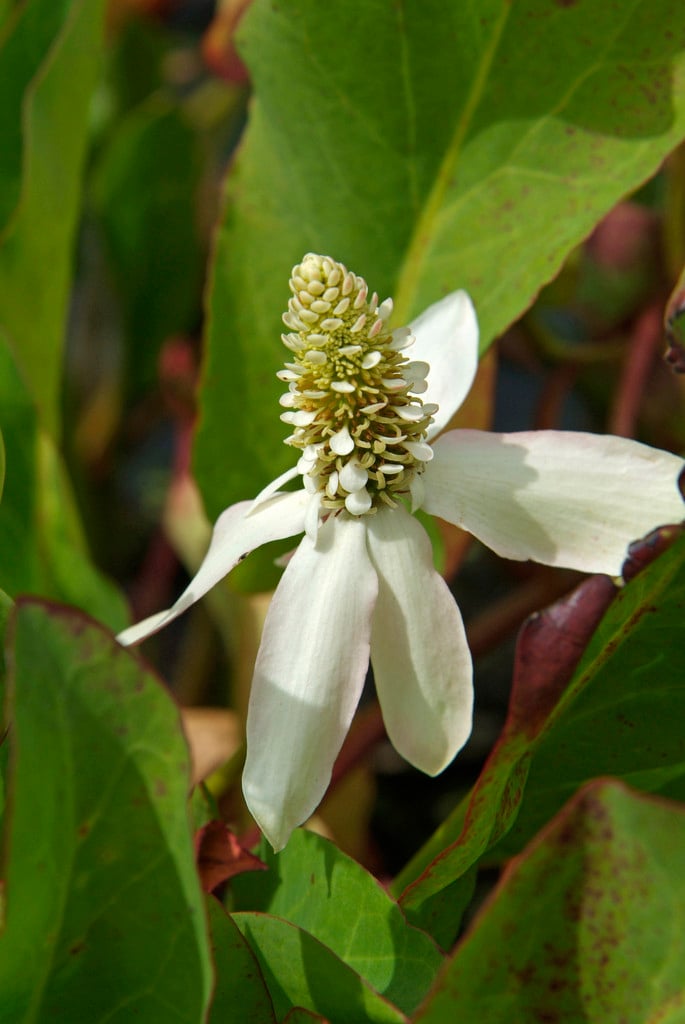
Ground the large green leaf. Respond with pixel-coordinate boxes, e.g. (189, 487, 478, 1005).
(396, 534, 685, 944)
(231, 829, 442, 1015)
(0, 601, 212, 1023)
(0, 0, 106, 434)
(0, 339, 127, 631)
(233, 913, 408, 1024)
(413, 781, 685, 1023)
(196, 0, 685, 514)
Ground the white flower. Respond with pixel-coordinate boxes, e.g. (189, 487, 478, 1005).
(118, 254, 685, 850)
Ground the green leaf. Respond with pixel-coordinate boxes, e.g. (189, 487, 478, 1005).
(0, 601, 213, 1022)
(91, 95, 203, 400)
(0, 0, 106, 433)
(233, 913, 408, 1024)
(231, 830, 442, 1015)
(206, 898, 276, 1024)
(0, 426, 4, 502)
(196, 0, 685, 514)
(0, 0, 70, 230)
(190, 782, 220, 832)
(413, 781, 685, 1023)
(0, 339, 128, 631)
(396, 534, 685, 942)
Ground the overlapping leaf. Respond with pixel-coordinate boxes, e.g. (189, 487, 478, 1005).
(196, 0, 685, 513)
(231, 829, 442, 1015)
(233, 913, 408, 1024)
(206, 898, 276, 1024)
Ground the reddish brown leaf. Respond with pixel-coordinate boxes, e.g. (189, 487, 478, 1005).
(282, 1011, 330, 1023)
(622, 523, 685, 582)
(195, 820, 266, 894)
(509, 574, 617, 737)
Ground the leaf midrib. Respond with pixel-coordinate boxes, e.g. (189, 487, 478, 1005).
(391, 0, 514, 324)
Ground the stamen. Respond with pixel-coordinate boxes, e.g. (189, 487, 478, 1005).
(277, 254, 439, 517)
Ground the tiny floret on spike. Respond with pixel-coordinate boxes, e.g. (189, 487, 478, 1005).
(278, 253, 438, 517)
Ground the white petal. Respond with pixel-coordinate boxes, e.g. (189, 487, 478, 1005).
(116, 490, 309, 646)
(424, 430, 685, 575)
(409, 291, 479, 440)
(243, 515, 378, 850)
(248, 464, 302, 513)
(304, 491, 322, 541)
(366, 506, 473, 775)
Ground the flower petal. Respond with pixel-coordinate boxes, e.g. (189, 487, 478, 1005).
(409, 290, 479, 440)
(248, 464, 302, 512)
(243, 514, 378, 850)
(366, 506, 473, 775)
(424, 430, 685, 575)
(117, 490, 309, 646)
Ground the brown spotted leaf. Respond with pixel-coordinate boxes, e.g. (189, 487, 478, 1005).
(413, 781, 685, 1023)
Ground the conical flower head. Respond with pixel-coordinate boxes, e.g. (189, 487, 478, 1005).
(278, 253, 436, 516)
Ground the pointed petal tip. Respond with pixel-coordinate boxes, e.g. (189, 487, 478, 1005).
(242, 788, 293, 852)
(116, 608, 175, 647)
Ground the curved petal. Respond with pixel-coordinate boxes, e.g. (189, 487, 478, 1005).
(366, 506, 473, 775)
(243, 514, 378, 850)
(409, 290, 479, 440)
(117, 489, 309, 646)
(247, 464, 302, 513)
(424, 430, 685, 575)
